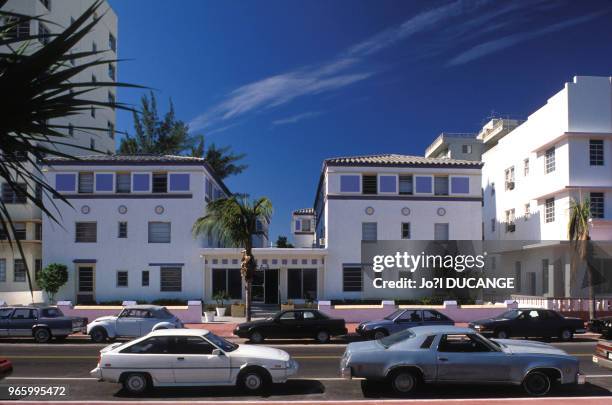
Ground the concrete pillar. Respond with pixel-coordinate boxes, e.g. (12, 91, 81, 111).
(564, 263, 571, 297)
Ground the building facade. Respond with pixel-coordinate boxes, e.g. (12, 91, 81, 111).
(292, 208, 316, 248)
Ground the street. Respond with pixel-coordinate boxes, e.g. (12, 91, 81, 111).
(1, 336, 611, 402)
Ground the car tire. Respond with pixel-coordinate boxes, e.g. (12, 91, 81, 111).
(238, 368, 269, 394)
(388, 368, 418, 396)
(33, 328, 51, 343)
(522, 371, 551, 396)
(495, 329, 509, 339)
(248, 330, 264, 344)
(90, 327, 108, 343)
(373, 329, 388, 340)
(559, 328, 573, 341)
(122, 373, 150, 395)
(315, 330, 330, 343)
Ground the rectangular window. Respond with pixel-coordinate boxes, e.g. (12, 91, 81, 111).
(35, 259, 42, 280)
(142, 270, 149, 287)
(107, 121, 115, 138)
(160, 267, 181, 292)
(38, 22, 50, 45)
(287, 269, 317, 300)
(14, 223, 26, 240)
(542, 259, 549, 294)
(524, 158, 529, 176)
(450, 177, 470, 194)
(590, 192, 604, 219)
(590, 140, 604, 166)
(56, 173, 76, 192)
(362, 175, 377, 195)
(339, 175, 360, 193)
(0, 259, 6, 282)
(39, 0, 51, 10)
(148, 222, 171, 243)
(398, 175, 413, 195)
(544, 147, 555, 174)
(108, 63, 116, 80)
(401, 222, 411, 239)
(169, 173, 190, 192)
(95, 173, 113, 192)
(379, 175, 396, 193)
(1, 183, 27, 203)
(434, 223, 449, 240)
(212, 268, 242, 299)
(301, 219, 312, 232)
(118, 222, 128, 238)
(132, 173, 150, 192)
(109, 32, 116, 52)
(362, 222, 377, 241)
(462, 144, 472, 154)
(505, 209, 515, 232)
(14, 259, 26, 282)
(116, 271, 128, 287)
(524, 203, 531, 220)
(152, 173, 167, 193)
(504, 167, 515, 190)
(342, 266, 362, 292)
(545, 198, 555, 223)
(491, 218, 496, 232)
(434, 176, 449, 196)
(415, 176, 432, 193)
(116, 173, 131, 193)
(6, 19, 30, 40)
(75, 222, 97, 242)
(90, 106, 95, 118)
(78, 172, 94, 193)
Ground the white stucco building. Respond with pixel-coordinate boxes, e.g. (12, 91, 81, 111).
(292, 208, 316, 248)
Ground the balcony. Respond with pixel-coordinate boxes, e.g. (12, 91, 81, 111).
(424, 132, 477, 158)
(476, 118, 525, 147)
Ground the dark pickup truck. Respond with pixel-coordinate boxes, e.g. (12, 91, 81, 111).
(0, 306, 87, 343)
(469, 308, 585, 341)
(234, 309, 347, 343)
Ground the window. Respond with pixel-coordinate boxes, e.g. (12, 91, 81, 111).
(108, 92, 115, 109)
(0, 259, 5, 282)
(491, 182, 495, 196)
(35, 259, 42, 280)
(515, 261, 521, 292)
(5, 19, 30, 39)
(91, 74, 97, 83)
(90, 138, 95, 150)
(362, 175, 377, 195)
(68, 123, 74, 136)
(545, 198, 555, 223)
(39, 0, 51, 9)
(462, 144, 472, 154)
(451, 177, 470, 194)
(108, 64, 116, 80)
(160, 267, 181, 292)
(544, 147, 555, 173)
(92, 41, 97, 52)
(590, 192, 604, 219)
(420, 335, 436, 349)
(504, 167, 515, 190)
(116, 173, 130, 193)
(542, 259, 549, 294)
(339, 175, 359, 193)
(362, 222, 377, 241)
(399, 175, 413, 195)
(78, 172, 94, 193)
(117, 271, 128, 287)
(524, 203, 530, 220)
(590, 140, 604, 166)
(118, 222, 128, 238)
(415, 176, 432, 193)
(301, 219, 312, 232)
(122, 336, 171, 354)
(152, 173, 167, 193)
(523, 158, 529, 176)
(12, 308, 35, 319)
(434, 176, 449, 196)
(423, 310, 449, 322)
(287, 269, 317, 300)
(401, 222, 411, 239)
(505, 209, 515, 232)
(438, 334, 491, 353)
(148, 222, 171, 243)
(490, 218, 495, 232)
(38, 22, 50, 45)
(109, 32, 116, 51)
(141, 270, 149, 287)
(13, 223, 26, 240)
(1, 183, 27, 203)
(14, 259, 26, 282)
(434, 223, 449, 240)
(75, 222, 97, 242)
(343, 266, 362, 292)
(379, 175, 396, 193)
(90, 106, 95, 118)
(212, 268, 242, 299)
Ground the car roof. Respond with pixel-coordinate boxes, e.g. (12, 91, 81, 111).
(147, 329, 209, 337)
(124, 305, 165, 310)
(409, 325, 476, 335)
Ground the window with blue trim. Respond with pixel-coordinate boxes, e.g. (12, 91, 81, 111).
(451, 177, 470, 194)
(379, 175, 396, 193)
(340, 175, 360, 193)
(415, 176, 432, 193)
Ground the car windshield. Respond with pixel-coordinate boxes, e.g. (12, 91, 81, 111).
(495, 310, 520, 320)
(41, 308, 64, 317)
(384, 309, 404, 320)
(378, 329, 415, 348)
(206, 332, 238, 352)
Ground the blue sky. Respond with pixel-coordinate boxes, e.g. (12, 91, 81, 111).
(108, 0, 612, 243)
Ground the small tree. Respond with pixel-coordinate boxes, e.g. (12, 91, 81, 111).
(37, 263, 68, 303)
(275, 236, 294, 248)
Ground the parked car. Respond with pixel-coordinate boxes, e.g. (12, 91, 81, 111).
(86, 305, 183, 343)
(357, 308, 454, 340)
(468, 308, 585, 341)
(587, 316, 612, 335)
(233, 309, 347, 343)
(0, 306, 87, 343)
(0, 358, 13, 379)
(592, 338, 612, 370)
(341, 325, 584, 396)
(90, 328, 298, 394)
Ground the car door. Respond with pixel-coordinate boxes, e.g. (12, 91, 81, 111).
(115, 309, 143, 336)
(171, 336, 231, 384)
(0, 308, 13, 336)
(537, 310, 558, 337)
(8, 308, 36, 336)
(435, 333, 511, 383)
(138, 310, 159, 334)
(118, 336, 175, 383)
(513, 310, 543, 337)
(392, 310, 423, 333)
(277, 311, 302, 338)
(300, 310, 320, 338)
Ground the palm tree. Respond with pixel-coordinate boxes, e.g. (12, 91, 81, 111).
(568, 197, 596, 319)
(193, 195, 272, 321)
(0, 0, 141, 298)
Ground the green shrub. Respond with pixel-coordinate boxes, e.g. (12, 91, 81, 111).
(37, 263, 68, 303)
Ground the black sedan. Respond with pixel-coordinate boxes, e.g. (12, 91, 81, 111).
(588, 316, 612, 335)
(468, 308, 585, 341)
(234, 309, 347, 343)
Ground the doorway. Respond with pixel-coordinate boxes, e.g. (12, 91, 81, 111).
(251, 269, 279, 304)
(76, 265, 95, 304)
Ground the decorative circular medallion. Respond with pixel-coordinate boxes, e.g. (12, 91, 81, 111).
(365, 206, 375, 216)
(155, 205, 165, 215)
(437, 207, 446, 217)
(401, 207, 411, 216)
(118, 205, 128, 215)
(80, 205, 90, 214)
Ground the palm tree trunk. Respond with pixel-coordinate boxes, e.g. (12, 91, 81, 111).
(245, 279, 252, 322)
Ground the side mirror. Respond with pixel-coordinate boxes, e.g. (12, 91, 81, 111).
(212, 349, 223, 356)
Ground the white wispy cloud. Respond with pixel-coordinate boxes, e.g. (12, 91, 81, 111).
(272, 111, 323, 126)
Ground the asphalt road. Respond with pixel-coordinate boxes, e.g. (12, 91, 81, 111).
(0, 337, 611, 401)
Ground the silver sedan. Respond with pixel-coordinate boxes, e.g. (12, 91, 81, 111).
(341, 325, 584, 396)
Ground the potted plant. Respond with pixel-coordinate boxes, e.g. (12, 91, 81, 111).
(213, 290, 230, 317)
(231, 301, 245, 317)
(281, 299, 294, 311)
(203, 304, 216, 322)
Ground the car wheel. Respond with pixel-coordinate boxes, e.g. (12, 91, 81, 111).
(90, 327, 108, 343)
(389, 369, 418, 396)
(122, 373, 149, 395)
(315, 330, 330, 343)
(495, 329, 509, 339)
(249, 330, 264, 344)
(522, 371, 551, 396)
(559, 328, 573, 341)
(34, 328, 51, 343)
(238, 368, 269, 394)
(373, 329, 388, 340)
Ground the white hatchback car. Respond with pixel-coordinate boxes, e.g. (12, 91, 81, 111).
(90, 329, 298, 394)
